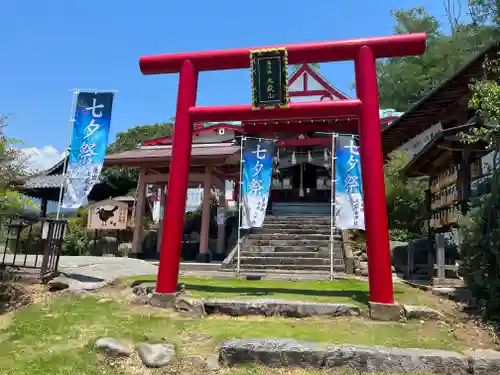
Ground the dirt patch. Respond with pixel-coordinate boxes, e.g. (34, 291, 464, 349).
(0, 281, 49, 314)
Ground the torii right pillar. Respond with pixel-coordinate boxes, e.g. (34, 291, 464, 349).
(355, 46, 399, 320)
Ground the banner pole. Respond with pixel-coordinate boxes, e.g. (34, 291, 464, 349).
(236, 137, 245, 277)
(330, 133, 337, 281)
(56, 89, 79, 220)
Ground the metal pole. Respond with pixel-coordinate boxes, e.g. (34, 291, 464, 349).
(236, 137, 245, 277)
(330, 133, 337, 281)
(56, 89, 79, 220)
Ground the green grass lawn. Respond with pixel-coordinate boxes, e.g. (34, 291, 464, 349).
(0, 279, 495, 375)
(125, 275, 445, 310)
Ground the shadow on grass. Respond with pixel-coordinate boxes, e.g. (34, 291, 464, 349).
(129, 279, 405, 306)
(181, 284, 407, 306)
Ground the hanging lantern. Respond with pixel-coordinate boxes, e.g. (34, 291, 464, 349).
(308, 150, 313, 163)
(291, 151, 296, 165)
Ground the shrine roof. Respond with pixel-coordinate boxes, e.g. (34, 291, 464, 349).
(143, 122, 242, 146)
(382, 39, 500, 155)
(17, 155, 118, 201)
(105, 142, 240, 168)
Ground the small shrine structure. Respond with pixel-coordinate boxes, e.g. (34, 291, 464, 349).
(19, 157, 118, 217)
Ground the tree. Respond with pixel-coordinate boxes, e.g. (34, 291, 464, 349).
(0, 115, 36, 215)
(468, 0, 500, 26)
(376, 7, 497, 111)
(384, 151, 427, 239)
(456, 41, 500, 319)
(104, 122, 173, 193)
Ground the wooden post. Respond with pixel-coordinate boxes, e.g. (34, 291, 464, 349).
(197, 167, 212, 262)
(459, 148, 471, 214)
(157, 184, 166, 254)
(216, 183, 226, 261)
(406, 241, 415, 279)
(435, 233, 446, 281)
(40, 198, 48, 217)
(132, 168, 147, 254)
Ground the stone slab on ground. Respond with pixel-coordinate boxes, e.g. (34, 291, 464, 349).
(219, 338, 326, 368)
(138, 342, 176, 368)
(465, 349, 500, 375)
(49, 257, 158, 291)
(324, 345, 468, 374)
(203, 298, 360, 318)
(218, 339, 482, 374)
(403, 305, 444, 320)
(94, 338, 133, 357)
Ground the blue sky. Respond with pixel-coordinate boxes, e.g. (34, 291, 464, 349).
(0, 0, 463, 167)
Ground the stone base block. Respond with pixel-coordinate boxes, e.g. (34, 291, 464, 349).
(212, 252, 226, 262)
(150, 292, 176, 308)
(196, 252, 212, 263)
(369, 302, 402, 321)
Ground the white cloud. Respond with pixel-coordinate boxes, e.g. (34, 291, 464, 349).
(19, 145, 65, 173)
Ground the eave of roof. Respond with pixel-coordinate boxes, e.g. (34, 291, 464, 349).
(402, 119, 488, 177)
(382, 38, 500, 155)
(104, 142, 241, 167)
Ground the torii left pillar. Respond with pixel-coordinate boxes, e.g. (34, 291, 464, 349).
(152, 60, 198, 306)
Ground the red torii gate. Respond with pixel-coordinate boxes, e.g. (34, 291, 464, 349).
(139, 33, 426, 305)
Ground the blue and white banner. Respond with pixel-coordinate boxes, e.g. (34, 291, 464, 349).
(62, 92, 114, 209)
(241, 138, 274, 229)
(334, 135, 365, 230)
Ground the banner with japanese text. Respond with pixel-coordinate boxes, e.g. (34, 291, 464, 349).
(62, 92, 114, 209)
(334, 135, 365, 230)
(241, 138, 274, 229)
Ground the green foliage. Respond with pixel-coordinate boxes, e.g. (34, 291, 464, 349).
(63, 218, 91, 256)
(0, 115, 36, 215)
(458, 39, 500, 319)
(19, 221, 42, 254)
(469, 0, 500, 25)
(459, 172, 500, 319)
(376, 7, 497, 111)
(104, 122, 173, 192)
(384, 152, 427, 238)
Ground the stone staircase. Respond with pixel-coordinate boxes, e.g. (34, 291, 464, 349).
(237, 214, 345, 277)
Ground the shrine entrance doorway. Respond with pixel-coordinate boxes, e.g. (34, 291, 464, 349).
(273, 161, 331, 203)
(138, 33, 426, 306)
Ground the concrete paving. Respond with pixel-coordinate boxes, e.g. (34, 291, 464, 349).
(3, 255, 402, 291)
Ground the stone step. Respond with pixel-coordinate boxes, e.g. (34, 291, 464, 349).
(264, 216, 332, 223)
(262, 223, 336, 231)
(239, 269, 334, 278)
(242, 246, 344, 255)
(247, 239, 332, 247)
(240, 251, 331, 258)
(239, 264, 345, 272)
(255, 228, 335, 235)
(240, 256, 336, 266)
(244, 244, 344, 253)
(247, 234, 331, 241)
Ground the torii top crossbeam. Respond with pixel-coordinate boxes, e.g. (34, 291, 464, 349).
(139, 33, 426, 74)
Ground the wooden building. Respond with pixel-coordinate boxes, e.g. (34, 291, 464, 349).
(382, 39, 499, 281)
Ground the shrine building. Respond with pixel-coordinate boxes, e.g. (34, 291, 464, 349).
(104, 63, 403, 262)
